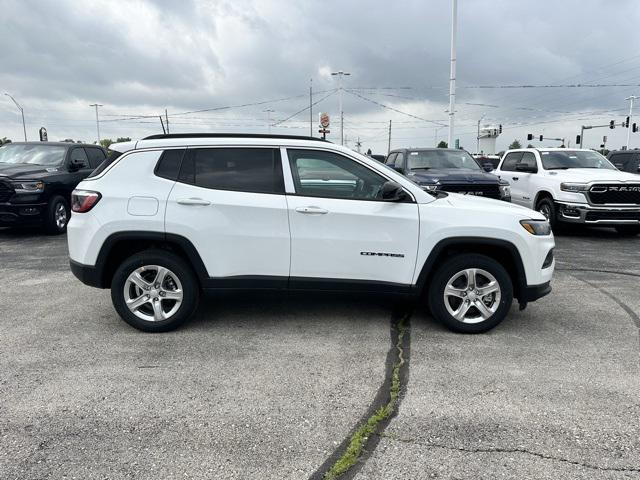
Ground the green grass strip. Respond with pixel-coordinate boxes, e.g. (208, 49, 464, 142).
(323, 316, 407, 480)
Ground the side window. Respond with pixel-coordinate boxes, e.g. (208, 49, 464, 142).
(609, 153, 634, 170)
(394, 152, 404, 169)
(70, 148, 89, 169)
(155, 149, 185, 180)
(500, 152, 523, 171)
(85, 148, 106, 168)
(288, 149, 389, 200)
(520, 152, 538, 172)
(385, 153, 397, 166)
(178, 148, 284, 194)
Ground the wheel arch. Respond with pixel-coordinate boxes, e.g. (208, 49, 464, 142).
(534, 190, 555, 207)
(415, 237, 527, 301)
(93, 231, 208, 289)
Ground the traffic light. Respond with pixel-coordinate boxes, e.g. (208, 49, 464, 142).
(499, 124, 503, 133)
(610, 120, 615, 129)
(576, 135, 581, 145)
(625, 116, 630, 128)
(634, 123, 638, 133)
(539, 135, 543, 142)
(527, 133, 533, 140)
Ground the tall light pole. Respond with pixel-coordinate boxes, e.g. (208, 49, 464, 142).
(625, 95, 638, 149)
(476, 114, 485, 154)
(264, 109, 275, 133)
(4, 93, 27, 141)
(447, 0, 458, 148)
(89, 103, 103, 144)
(331, 70, 351, 145)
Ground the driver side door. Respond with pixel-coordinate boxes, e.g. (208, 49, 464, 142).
(284, 148, 419, 288)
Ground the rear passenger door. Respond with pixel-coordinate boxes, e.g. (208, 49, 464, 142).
(165, 147, 290, 285)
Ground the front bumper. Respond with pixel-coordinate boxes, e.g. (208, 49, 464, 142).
(0, 202, 48, 226)
(556, 201, 640, 225)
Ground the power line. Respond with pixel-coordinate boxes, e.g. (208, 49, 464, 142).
(272, 90, 337, 126)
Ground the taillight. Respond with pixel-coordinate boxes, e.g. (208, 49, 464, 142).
(71, 190, 102, 213)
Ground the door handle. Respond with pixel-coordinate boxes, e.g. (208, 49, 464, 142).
(177, 198, 211, 206)
(295, 206, 328, 215)
(512, 177, 519, 181)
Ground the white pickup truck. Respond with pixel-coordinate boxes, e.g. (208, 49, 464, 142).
(495, 148, 640, 235)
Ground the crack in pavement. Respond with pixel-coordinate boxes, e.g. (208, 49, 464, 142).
(309, 308, 412, 480)
(379, 434, 640, 473)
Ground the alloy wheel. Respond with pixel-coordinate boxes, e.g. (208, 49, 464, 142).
(443, 268, 501, 324)
(55, 203, 68, 230)
(123, 265, 183, 322)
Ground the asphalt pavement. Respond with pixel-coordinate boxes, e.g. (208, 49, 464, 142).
(0, 226, 638, 479)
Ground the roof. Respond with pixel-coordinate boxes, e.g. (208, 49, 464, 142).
(2, 141, 103, 148)
(142, 133, 327, 142)
(390, 147, 460, 152)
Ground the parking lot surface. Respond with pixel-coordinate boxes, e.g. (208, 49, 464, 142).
(1, 227, 639, 479)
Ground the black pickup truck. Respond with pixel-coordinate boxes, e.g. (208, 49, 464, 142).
(0, 142, 107, 233)
(385, 148, 511, 201)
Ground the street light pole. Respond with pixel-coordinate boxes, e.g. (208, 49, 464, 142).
(625, 95, 638, 149)
(331, 70, 351, 145)
(476, 114, 485, 154)
(5, 93, 27, 141)
(447, 0, 458, 148)
(89, 103, 103, 144)
(264, 109, 274, 133)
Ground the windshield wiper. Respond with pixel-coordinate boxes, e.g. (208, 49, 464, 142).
(411, 167, 431, 171)
(546, 167, 570, 170)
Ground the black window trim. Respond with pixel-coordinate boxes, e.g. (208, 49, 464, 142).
(175, 146, 286, 196)
(154, 148, 187, 181)
(284, 146, 416, 203)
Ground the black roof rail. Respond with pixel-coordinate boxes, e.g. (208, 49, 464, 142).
(141, 133, 329, 142)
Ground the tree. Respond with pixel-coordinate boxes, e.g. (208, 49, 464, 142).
(99, 138, 113, 149)
(0, 137, 11, 146)
(437, 140, 448, 148)
(527, 143, 534, 148)
(116, 137, 131, 142)
(508, 140, 522, 149)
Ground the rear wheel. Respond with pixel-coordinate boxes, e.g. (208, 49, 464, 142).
(45, 195, 70, 234)
(535, 197, 557, 229)
(428, 254, 513, 333)
(111, 250, 199, 332)
(615, 225, 640, 236)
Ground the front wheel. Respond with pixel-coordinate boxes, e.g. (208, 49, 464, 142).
(615, 225, 640, 236)
(45, 195, 70, 234)
(428, 254, 513, 333)
(535, 197, 557, 229)
(111, 250, 199, 332)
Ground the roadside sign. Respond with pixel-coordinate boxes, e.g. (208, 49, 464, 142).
(319, 112, 330, 128)
(39, 127, 48, 142)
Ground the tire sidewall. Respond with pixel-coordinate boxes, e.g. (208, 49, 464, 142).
(111, 250, 199, 332)
(46, 195, 70, 234)
(536, 197, 557, 229)
(428, 254, 514, 334)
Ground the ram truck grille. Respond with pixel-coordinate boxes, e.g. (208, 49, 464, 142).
(588, 184, 640, 205)
(439, 184, 501, 199)
(0, 181, 14, 203)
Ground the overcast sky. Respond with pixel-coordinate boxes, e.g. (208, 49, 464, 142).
(2, 0, 640, 153)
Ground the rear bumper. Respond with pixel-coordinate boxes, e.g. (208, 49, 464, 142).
(70, 259, 104, 288)
(556, 201, 640, 225)
(0, 202, 48, 226)
(521, 281, 552, 302)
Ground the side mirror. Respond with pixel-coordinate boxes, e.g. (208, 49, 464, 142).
(392, 165, 404, 173)
(515, 163, 537, 173)
(380, 181, 409, 202)
(482, 162, 494, 172)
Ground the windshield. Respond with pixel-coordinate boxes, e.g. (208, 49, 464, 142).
(407, 150, 481, 171)
(0, 144, 67, 166)
(541, 150, 616, 170)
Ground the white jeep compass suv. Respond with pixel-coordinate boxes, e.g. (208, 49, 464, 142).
(67, 134, 555, 333)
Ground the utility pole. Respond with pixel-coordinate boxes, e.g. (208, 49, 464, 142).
(355, 137, 362, 153)
(476, 114, 485, 154)
(5, 93, 27, 141)
(89, 103, 103, 144)
(387, 120, 392, 154)
(625, 95, 638, 149)
(264, 109, 274, 133)
(165, 109, 170, 134)
(447, 0, 458, 147)
(309, 78, 313, 137)
(331, 70, 351, 145)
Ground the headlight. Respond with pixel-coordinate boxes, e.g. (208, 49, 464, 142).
(12, 181, 45, 194)
(499, 182, 511, 197)
(560, 182, 588, 193)
(520, 219, 552, 236)
(421, 184, 438, 192)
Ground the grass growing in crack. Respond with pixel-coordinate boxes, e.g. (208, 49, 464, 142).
(323, 316, 407, 480)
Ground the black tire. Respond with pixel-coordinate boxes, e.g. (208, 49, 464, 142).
(615, 225, 640, 236)
(427, 254, 513, 334)
(535, 196, 557, 229)
(110, 250, 199, 332)
(45, 195, 70, 234)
